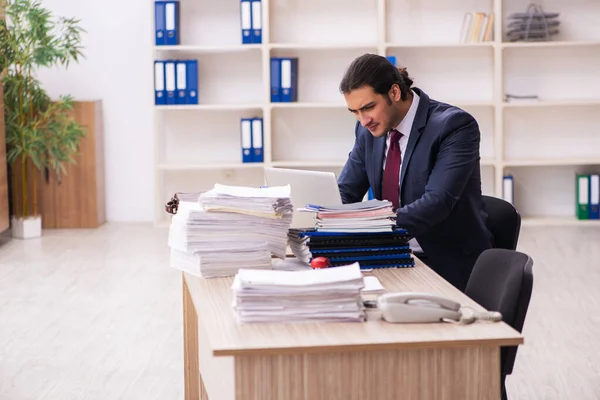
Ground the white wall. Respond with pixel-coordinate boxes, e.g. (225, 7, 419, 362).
(35, 0, 154, 221)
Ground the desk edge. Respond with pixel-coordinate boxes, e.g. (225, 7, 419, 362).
(211, 336, 524, 357)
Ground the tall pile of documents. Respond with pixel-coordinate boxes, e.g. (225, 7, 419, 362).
(288, 200, 415, 269)
(232, 263, 366, 323)
(168, 184, 293, 278)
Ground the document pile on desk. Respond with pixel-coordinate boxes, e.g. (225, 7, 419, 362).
(231, 262, 367, 323)
(168, 184, 293, 278)
(287, 200, 415, 270)
(302, 199, 397, 233)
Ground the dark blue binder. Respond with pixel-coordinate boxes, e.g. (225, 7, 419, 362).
(240, 118, 252, 163)
(251, 0, 262, 43)
(186, 60, 198, 104)
(280, 57, 298, 102)
(270, 57, 281, 102)
(240, 0, 252, 44)
(154, 60, 166, 105)
(251, 117, 264, 162)
(165, 1, 180, 46)
(154, 2, 166, 45)
(590, 173, 599, 219)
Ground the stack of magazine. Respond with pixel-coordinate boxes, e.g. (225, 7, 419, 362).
(288, 200, 414, 269)
(168, 184, 293, 278)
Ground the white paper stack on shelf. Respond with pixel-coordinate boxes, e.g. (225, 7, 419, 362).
(232, 262, 367, 323)
(302, 199, 397, 233)
(168, 184, 293, 278)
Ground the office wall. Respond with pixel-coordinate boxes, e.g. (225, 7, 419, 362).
(35, 0, 154, 221)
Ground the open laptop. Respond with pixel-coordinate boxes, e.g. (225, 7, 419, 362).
(264, 167, 343, 229)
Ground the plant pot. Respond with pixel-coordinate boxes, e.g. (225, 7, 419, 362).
(11, 215, 42, 239)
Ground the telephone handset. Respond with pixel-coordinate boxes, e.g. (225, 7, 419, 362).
(374, 292, 503, 324)
(376, 292, 462, 323)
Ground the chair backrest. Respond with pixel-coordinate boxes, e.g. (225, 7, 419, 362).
(482, 195, 521, 250)
(465, 248, 534, 377)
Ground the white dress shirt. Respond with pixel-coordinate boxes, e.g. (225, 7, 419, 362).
(382, 89, 423, 253)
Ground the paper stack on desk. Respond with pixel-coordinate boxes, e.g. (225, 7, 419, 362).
(287, 200, 415, 269)
(232, 262, 366, 323)
(302, 199, 397, 233)
(168, 184, 293, 278)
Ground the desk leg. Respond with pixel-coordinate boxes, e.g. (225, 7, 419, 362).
(183, 275, 209, 400)
(234, 345, 500, 400)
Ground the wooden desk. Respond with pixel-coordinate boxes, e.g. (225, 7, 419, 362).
(182, 258, 523, 400)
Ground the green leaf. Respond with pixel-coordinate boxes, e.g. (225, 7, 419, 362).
(2, 0, 87, 181)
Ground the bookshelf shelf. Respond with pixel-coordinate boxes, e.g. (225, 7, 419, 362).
(501, 40, 600, 49)
(270, 43, 378, 50)
(503, 99, 600, 108)
(503, 159, 600, 167)
(155, 104, 264, 111)
(157, 163, 264, 171)
(152, 0, 600, 225)
(385, 42, 495, 49)
(271, 161, 346, 168)
(522, 217, 600, 227)
(153, 44, 262, 53)
(270, 102, 347, 109)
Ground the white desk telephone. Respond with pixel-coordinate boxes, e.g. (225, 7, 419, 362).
(372, 292, 503, 324)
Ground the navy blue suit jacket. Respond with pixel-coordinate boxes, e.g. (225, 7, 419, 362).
(338, 88, 493, 291)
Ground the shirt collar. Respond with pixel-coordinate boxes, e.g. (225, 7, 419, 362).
(390, 89, 420, 138)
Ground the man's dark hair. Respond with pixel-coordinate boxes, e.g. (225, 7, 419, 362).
(339, 53, 414, 101)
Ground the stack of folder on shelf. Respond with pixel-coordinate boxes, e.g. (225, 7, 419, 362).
(240, 117, 264, 163)
(270, 57, 298, 102)
(231, 262, 367, 323)
(168, 184, 293, 278)
(154, 59, 198, 105)
(154, 1, 180, 46)
(287, 200, 415, 269)
(240, 0, 263, 44)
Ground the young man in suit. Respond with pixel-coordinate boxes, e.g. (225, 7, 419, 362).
(337, 53, 493, 292)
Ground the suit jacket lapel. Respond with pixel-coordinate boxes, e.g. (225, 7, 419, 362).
(400, 89, 429, 195)
(372, 135, 386, 199)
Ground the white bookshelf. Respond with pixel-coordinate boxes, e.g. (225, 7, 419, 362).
(153, 0, 600, 226)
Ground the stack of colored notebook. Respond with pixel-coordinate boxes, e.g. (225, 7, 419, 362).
(288, 199, 415, 269)
(288, 229, 414, 269)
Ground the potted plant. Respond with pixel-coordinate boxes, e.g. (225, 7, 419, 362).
(0, 0, 86, 238)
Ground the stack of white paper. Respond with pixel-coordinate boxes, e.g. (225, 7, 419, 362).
(168, 184, 294, 278)
(301, 199, 396, 233)
(232, 263, 366, 323)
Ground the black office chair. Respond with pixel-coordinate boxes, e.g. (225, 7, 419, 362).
(482, 195, 521, 250)
(465, 248, 534, 400)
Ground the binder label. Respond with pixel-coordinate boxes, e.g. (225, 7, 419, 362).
(165, 3, 176, 30)
(579, 176, 589, 205)
(251, 1, 262, 29)
(155, 62, 165, 92)
(252, 119, 263, 148)
(281, 59, 291, 93)
(241, 2, 251, 30)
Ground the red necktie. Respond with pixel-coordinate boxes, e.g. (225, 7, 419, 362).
(382, 129, 403, 210)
